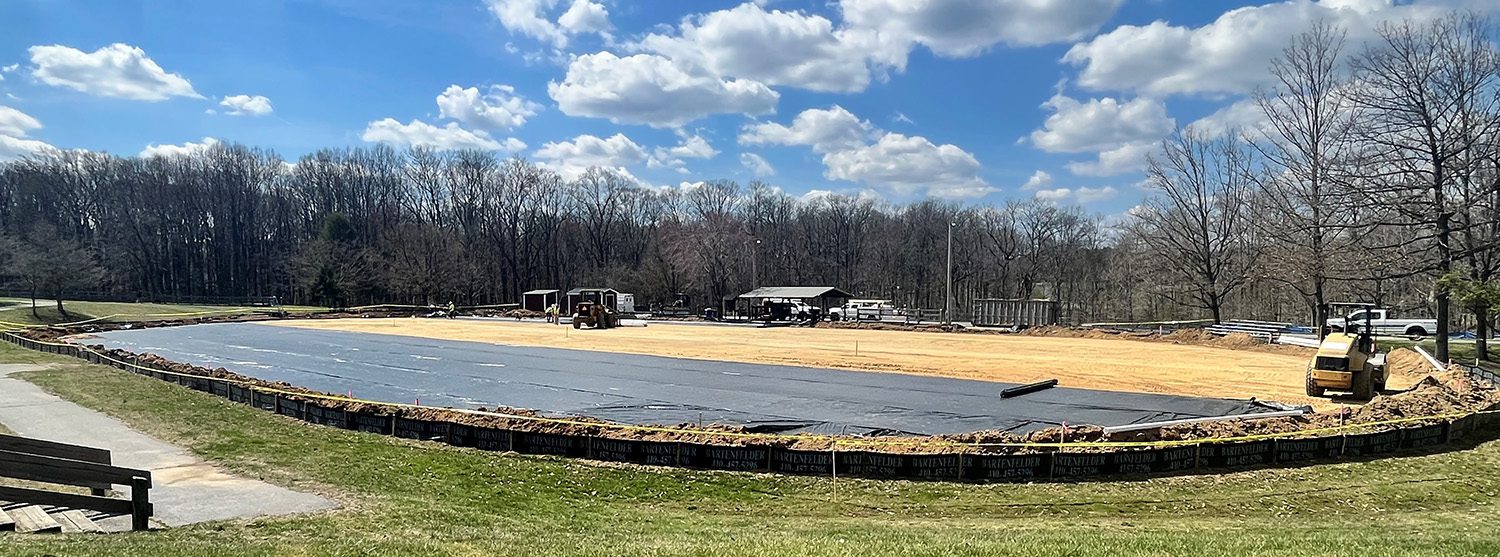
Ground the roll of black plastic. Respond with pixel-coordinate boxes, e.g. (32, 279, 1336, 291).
(1001, 379, 1058, 398)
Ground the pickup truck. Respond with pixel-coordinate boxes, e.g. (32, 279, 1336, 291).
(1326, 308, 1438, 340)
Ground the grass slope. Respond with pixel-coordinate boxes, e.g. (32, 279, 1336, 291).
(1, 343, 1499, 556)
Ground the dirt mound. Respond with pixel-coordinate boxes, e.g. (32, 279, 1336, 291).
(1387, 348, 1435, 381)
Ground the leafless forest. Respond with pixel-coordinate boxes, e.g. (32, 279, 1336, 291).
(2, 15, 1497, 359)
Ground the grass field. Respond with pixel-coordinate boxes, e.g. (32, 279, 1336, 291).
(3, 342, 1500, 556)
(0, 298, 324, 328)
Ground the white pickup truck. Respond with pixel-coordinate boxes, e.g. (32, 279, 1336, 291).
(1326, 308, 1438, 340)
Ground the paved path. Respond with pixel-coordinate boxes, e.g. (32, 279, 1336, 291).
(0, 363, 334, 530)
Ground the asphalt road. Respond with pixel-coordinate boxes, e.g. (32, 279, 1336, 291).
(89, 322, 1276, 435)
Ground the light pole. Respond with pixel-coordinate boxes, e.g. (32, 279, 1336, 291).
(751, 238, 761, 289)
(944, 221, 954, 326)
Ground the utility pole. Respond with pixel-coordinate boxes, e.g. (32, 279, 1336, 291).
(945, 221, 954, 325)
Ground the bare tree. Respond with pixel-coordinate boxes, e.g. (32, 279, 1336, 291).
(1253, 20, 1366, 338)
(1348, 13, 1500, 360)
(1138, 128, 1260, 323)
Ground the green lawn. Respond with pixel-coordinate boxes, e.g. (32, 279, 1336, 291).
(2, 343, 1500, 556)
(0, 298, 325, 328)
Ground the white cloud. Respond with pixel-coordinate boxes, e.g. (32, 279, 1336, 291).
(0, 105, 54, 161)
(139, 137, 220, 158)
(823, 132, 991, 198)
(360, 119, 525, 152)
(739, 105, 875, 153)
(841, 0, 1124, 59)
(741, 152, 776, 176)
(744, 105, 990, 198)
(558, 0, 611, 36)
(648, 134, 718, 172)
(218, 94, 273, 116)
(533, 132, 649, 180)
(1063, 0, 1488, 97)
(634, 3, 877, 93)
(436, 84, 541, 131)
(549, 51, 778, 128)
(1188, 99, 1269, 138)
(28, 43, 199, 101)
(1030, 94, 1174, 153)
(1066, 142, 1158, 177)
(486, 0, 611, 49)
(1022, 170, 1053, 190)
(1033, 185, 1118, 204)
(1030, 94, 1174, 177)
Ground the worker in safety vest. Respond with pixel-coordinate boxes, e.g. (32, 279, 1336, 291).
(545, 303, 559, 324)
(447, 301, 457, 319)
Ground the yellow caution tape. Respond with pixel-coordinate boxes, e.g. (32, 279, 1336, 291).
(7, 332, 1492, 451)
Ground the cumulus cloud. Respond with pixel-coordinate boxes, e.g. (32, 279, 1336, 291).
(647, 134, 718, 173)
(1066, 143, 1159, 177)
(140, 137, 221, 158)
(558, 0, 611, 36)
(1063, 0, 1490, 97)
(841, 0, 1124, 60)
(533, 132, 649, 180)
(1021, 170, 1053, 190)
(1030, 94, 1174, 177)
(744, 105, 990, 197)
(0, 105, 55, 161)
(1188, 99, 1271, 138)
(218, 94, 273, 116)
(1033, 185, 1118, 204)
(634, 3, 877, 93)
(28, 43, 199, 101)
(741, 152, 776, 176)
(739, 105, 876, 153)
(549, 51, 778, 128)
(1030, 94, 1174, 153)
(436, 84, 541, 131)
(361, 119, 525, 152)
(486, 0, 611, 48)
(824, 132, 991, 198)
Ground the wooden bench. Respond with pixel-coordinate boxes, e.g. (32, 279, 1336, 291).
(0, 433, 152, 531)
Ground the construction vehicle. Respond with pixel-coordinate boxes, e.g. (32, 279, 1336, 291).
(1305, 302, 1388, 400)
(571, 301, 619, 329)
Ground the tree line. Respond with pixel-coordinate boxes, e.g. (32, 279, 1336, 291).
(0, 13, 1497, 361)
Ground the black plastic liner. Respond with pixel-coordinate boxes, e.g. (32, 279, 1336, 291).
(91, 322, 1277, 435)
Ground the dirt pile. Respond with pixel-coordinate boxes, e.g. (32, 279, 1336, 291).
(1387, 348, 1436, 381)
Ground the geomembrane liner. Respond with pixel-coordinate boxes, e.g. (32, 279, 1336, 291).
(90, 322, 1278, 436)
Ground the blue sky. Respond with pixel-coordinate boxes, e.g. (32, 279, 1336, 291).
(0, 0, 1491, 216)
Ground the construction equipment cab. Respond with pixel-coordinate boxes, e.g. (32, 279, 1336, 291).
(1306, 302, 1388, 400)
(571, 301, 619, 329)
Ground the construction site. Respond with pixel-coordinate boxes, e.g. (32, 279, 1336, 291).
(36, 303, 1494, 453)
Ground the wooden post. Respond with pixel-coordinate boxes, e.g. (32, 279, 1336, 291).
(130, 476, 151, 531)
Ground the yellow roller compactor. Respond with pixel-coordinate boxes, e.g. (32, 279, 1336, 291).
(1306, 302, 1388, 400)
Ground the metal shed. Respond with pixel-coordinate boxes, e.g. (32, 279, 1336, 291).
(522, 289, 559, 312)
(971, 298, 1060, 328)
(564, 287, 619, 311)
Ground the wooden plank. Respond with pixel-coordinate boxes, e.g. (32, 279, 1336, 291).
(0, 433, 111, 465)
(53, 510, 102, 533)
(0, 507, 15, 531)
(10, 505, 62, 533)
(0, 485, 134, 516)
(0, 449, 151, 489)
